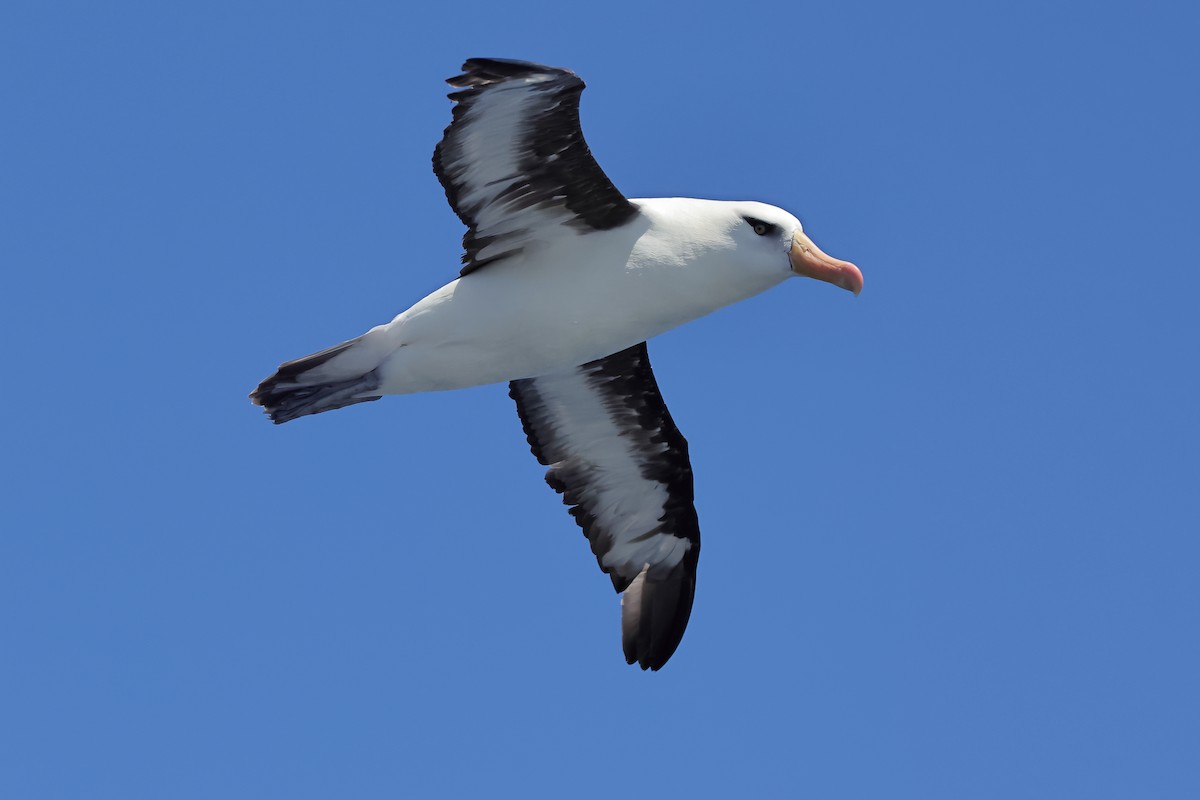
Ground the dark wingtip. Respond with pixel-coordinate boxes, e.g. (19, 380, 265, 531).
(447, 58, 577, 89)
(621, 564, 697, 671)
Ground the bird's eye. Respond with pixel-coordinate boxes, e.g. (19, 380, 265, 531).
(744, 217, 777, 237)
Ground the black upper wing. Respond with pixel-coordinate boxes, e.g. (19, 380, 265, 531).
(509, 342, 700, 670)
(433, 58, 638, 275)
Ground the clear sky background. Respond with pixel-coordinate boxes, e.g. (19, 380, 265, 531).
(2, 1, 1197, 797)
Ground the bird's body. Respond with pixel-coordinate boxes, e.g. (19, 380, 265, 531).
(251, 58, 862, 670)
(316, 198, 799, 396)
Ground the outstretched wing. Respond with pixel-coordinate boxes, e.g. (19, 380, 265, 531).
(433, 58, 638, 275)
(509, 343, 700, 671)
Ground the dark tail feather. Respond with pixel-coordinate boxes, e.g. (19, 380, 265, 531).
(250, 336, 382, 424)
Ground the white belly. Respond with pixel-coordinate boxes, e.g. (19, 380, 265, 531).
(360, 202, 792, 394)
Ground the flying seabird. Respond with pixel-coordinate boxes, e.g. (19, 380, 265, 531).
(251, 58, 863, 670)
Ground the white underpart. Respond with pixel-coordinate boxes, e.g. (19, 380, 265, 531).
(307, 198, 798, 394)
(531, 367, 691, 572)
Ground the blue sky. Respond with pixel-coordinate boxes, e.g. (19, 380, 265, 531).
(2, 1, 1197, 797)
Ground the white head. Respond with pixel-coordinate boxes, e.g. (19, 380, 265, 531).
(631, 198, 862, 297)
(723, 200, 863, 295)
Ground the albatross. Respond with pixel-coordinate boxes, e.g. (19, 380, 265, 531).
(250, 58, 863, 671)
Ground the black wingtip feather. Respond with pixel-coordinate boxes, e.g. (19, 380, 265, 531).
(622, 565, 697, 671)
(449, 58, 577, 88)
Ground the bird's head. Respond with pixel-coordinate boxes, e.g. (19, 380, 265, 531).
(728, 201, 863, 295)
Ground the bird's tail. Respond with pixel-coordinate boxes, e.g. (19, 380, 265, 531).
(250, 336, 383, 424)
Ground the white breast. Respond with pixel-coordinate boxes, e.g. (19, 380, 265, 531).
(372, 198, 791, 394)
